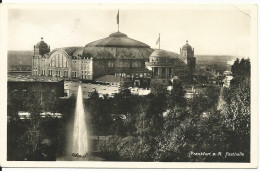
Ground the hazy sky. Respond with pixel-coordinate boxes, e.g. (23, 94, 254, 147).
(8, 5, 253, 56)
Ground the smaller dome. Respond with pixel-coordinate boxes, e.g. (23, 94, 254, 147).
(150, 49, 170, 58)
(182, 40, 192, 50)
(36, 37, 49, 48)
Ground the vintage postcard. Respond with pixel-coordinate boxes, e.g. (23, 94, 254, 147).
(0, 2, 258, 168)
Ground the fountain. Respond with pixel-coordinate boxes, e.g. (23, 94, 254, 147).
(57, 85, 104, 161)
(72, 85, 88, 156)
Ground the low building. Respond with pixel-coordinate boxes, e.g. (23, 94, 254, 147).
(8, 75, 64, 116)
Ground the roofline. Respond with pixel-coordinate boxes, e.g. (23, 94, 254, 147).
(85, 35, 150, 48)
(86, 44, 150, 48)
(49, 47, 83, 57)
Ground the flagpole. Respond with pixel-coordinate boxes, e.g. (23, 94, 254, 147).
(117, 9, 119, 32)
(159, 33, 160, 50)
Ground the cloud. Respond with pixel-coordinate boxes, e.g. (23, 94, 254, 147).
(7, 7, 252, 57)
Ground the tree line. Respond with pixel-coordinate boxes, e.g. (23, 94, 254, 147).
(7, 58, 250, 162)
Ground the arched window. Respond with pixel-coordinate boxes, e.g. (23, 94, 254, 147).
(62, 55, 67, 68)
(59, 54, 62, 67)
(55, 55, 58, 67)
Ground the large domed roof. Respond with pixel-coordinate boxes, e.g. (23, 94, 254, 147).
(85, 31, 150, 48)
(182, 40, 192, 50)
(49, 32, 154, 60)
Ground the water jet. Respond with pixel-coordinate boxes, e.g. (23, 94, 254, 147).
(57, 85, 104, 161)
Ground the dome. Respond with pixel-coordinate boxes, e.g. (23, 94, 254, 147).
(82, 31, 153, 59)
(86, 31, 150, 48)
(148, 49, 186, 66)
(182, 40, 192, 51)
(35, 37, 49, 48)
(150, 49, 170, 58)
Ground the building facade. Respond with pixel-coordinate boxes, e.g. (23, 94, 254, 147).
(145, 49, 188, 85)
(180, 40, 196, 74)
(32, 33, 196, 87)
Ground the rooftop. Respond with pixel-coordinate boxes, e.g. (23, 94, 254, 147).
(8, 74, 63, 82)
(95, 75, 121, 83)
(86, 31, 151, 48)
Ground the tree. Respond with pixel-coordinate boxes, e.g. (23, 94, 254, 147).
(86, 90, 103, 136)
(220, 58, 250, 162)
(167, 80, 186, 108)
(154, 106, 191, 161)
(189, 86, 220, 117)
(16, 91, 43, 160)
(150, 81, 167, 95)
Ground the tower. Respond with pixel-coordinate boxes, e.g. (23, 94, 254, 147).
(32, 37, 50, 75)
(180, 40, 196, 74)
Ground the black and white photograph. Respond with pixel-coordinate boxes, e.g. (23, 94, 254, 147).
(0, 3, 258, 168)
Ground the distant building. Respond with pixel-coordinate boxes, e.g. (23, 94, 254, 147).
(145, 41, 196, 86)
(223, 75, 233, 88)
(32, 34, 196, 87)
(145, 49, 188, 85)
(180, 40, 196, 74)
(8, 75, 64, 115)
(223, 70, 232, 76)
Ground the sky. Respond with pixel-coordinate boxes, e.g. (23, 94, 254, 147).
(7, 4, 254, 57)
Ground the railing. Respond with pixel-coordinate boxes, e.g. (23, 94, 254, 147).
(145, 62, 173, 66)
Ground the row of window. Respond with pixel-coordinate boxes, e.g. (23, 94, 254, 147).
(41, 69, 69, 77)
(108, 61, 142, 68)
(115, 72, 151, 78)
(40, 69, 91, 79)
(153, 68, 174, 77)
(72, 61, 91, 70)
(150, 57, 167, 63)
(82, 71, 91, 75)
